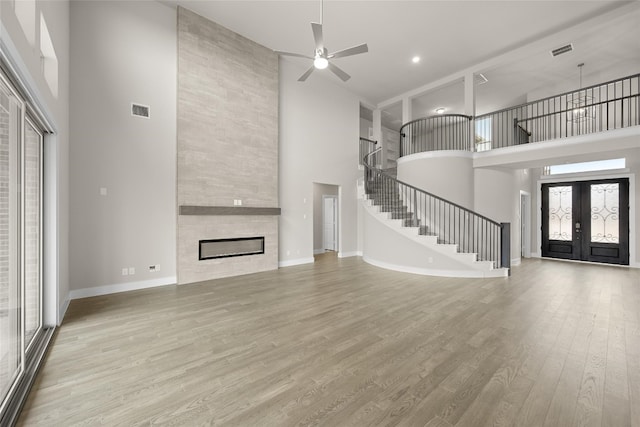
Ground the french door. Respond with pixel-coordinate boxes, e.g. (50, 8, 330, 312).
(542, 178, 629, 265)
(1, 68, 44, 420)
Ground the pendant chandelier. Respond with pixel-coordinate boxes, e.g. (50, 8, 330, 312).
(567, 63, 595, 123)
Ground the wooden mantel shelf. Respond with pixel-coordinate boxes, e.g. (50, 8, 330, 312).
(179, 206, 281, 216)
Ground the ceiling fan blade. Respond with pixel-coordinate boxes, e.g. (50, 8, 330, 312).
(311, 22, 324, 51)
(298, 66, 315, 82)
(328, 62, 351, 82)
(329, 43, 369, 59)
(274, 51, 313, 60)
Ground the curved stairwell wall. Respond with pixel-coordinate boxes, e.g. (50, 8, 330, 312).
(397, 151, 475, 210)
(360, 144, 510, 278)
(361, 198, 508, 278)
(396, 152, 527, 267)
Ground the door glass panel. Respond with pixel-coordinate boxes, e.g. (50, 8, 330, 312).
(548, 186, 573, 241)
(24, 120, 41, 348)
(591, 183, 619, 243)
(0, 78, 23, 406)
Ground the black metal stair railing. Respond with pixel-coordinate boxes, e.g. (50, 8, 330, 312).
(359, 137, 377, 166)
(364, 147, 510, 271)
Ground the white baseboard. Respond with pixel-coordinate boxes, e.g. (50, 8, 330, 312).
(338, 251, 361, 258)
(313, 248, 325, 255)
(511, 258, 522, 266)
(279, 257, 315, 267)
(58, 298, 70, 325)
(362, 256, 508, 278)
(531, 252, 638, 268)
(69, 276, 177, 300)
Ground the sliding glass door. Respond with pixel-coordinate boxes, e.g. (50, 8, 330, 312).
(0, 72, 24, 414)
(24, 118, 43, 351)
(0, 69, 44, 418)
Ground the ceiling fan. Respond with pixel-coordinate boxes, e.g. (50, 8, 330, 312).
(275, 1, 368, 82)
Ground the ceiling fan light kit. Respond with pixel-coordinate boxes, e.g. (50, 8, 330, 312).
(275, 0, 368, 82)
(314, 54, 329, 70)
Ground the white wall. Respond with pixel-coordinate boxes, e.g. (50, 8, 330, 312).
(397, 152, 475, 210)
(279, 59, 361, 264)
(474, 167, 528, 266)
(360, 117, 372, 139)
(69, 1, 176, 296)
(527, 63, 640, 102)
(1, 0, 70, 323)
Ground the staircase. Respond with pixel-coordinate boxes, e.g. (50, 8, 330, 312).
(368, 172, 430, 234)
(360, 148, 510, 278)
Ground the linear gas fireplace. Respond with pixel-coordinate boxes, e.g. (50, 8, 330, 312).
(199, 237, 265, 260)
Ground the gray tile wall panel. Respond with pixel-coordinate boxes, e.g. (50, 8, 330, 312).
(177, 8, 279, 284)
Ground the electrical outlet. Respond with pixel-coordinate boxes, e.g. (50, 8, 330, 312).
(237, 199, 242, 206)
(100, 187, 107, 196)
(128, 267, 135, 275)
(122, 268, 128, 276)
(149, 264, 161, 272)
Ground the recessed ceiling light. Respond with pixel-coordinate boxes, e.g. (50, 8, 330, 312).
(435, 107, 445, 114)
(412, 56, 420, 64)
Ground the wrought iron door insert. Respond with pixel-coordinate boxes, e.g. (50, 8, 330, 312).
(542, 178, 629, 265)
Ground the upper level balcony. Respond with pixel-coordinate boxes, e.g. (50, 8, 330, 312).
(396, 73, 639, 168)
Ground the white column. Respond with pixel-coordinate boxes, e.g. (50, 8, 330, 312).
(464, 71, 476, 117)
(372, 109, 383, 167)
(464, 71, 476, 152)
(402, 97, 412, 124)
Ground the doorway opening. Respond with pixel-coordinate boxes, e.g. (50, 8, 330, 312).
(520, 191, 531, 258)
(313, 183, 339, 258)
(541, 178, 629, 265)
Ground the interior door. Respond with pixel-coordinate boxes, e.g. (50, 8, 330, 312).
(542, 178, 629, 265)
(323, 196, 337, 251)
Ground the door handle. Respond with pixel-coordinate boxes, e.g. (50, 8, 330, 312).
(575, 221, 581, 232)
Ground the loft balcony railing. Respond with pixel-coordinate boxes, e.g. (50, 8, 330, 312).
(398, 73, 639, 157)
(475, 73, 639, 151)
(363, 147, 510, 271)
(400, 114, 472, 157)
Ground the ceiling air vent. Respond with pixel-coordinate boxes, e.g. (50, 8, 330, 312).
(475, 73, 488, 85)
(551, 43, 573, 57)
(131, 103, 150, 119)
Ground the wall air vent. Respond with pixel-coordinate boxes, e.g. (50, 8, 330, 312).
(551, 44, 573, 57)
(475, 73, 488, 85)
(131, 103, 150, 118)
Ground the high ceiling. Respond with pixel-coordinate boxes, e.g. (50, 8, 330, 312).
(164, 1, 640, 107)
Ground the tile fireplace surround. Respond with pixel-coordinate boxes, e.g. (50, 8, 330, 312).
(176, 8, 279, 285)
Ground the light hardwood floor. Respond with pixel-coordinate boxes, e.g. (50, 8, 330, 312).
(18, 255, 640, 426)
